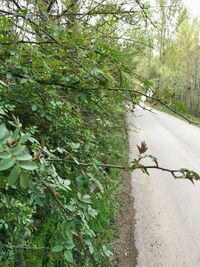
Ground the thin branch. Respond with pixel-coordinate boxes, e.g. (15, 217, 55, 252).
(46, 159, 125, 170)
(1, 244, 46, 250)
(135, 0, 157, 28)
(100, 88, 197, 124)
(11, 0, 21, 9)
(100, 35, 154, 48)
(56, 9, 139, 18)
(0, 40, 55, 45)
(46, 158, 198, 183)
(136, 164, 183, 176)
(0, 9, 25, 18)
(47, 0, 57, 13)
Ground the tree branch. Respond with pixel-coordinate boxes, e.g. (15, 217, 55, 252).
(102, 88, 197, 124)
(47, 159, 126, 170)
(11, 0, 21, 9)
(46, 158, 199, 183)
(0, 40, 55, 45)
(1, 244, 46, 250)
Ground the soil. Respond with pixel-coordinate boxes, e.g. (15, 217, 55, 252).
(112, 171, 137, 267)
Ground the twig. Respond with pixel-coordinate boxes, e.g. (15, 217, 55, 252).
(136, 164, 184, 177)
(135, 0, 157, 28)
(46, 158, 197, 182)
(46, 159, 126, 170)
(11, 0, 21, 9)
(101, 88, 197, 124)
(0, 40, 55, 45)
(1, 244, 46, 250)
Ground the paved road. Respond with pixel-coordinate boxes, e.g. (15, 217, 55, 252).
(127, 107, 200, 267)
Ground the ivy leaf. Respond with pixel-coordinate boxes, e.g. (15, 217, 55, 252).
(0, 158, 15, 171)
(20, 172, 30, 188)
(8, 165, 21, 186)
(20, 161, 38, 170)
(64, 250, 73, 263)
(52, 244, 63, 253)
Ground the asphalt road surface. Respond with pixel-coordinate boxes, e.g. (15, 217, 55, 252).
(127, 107, 200, 267)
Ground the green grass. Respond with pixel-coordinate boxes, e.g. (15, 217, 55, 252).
(89, 132, 128, 266)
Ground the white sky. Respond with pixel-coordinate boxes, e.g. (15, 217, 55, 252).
(183, 0, 200, 17)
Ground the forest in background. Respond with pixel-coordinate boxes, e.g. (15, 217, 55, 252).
(139, 0, 200, 117)
(0, 0, 200, 266)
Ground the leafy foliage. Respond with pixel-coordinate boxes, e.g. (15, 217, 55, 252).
(0, 0, 148, 266)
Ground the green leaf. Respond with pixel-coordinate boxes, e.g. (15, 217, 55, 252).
(84, 239, 94, 254)
(68, 142, 80, 151)
(65, 224, 73, 241)
(64, 250, 73, 263)
(20, 172, 30, 188)
(0, 151, 11, 159)
(31, 104, 37, 111)
(16, 153, 32, 161)
(91, 177, 104, 193)
(0, 158, 15, 171)
(19, 134, 31, 144)
(0, 124, 8, 139)
(88, 206, 98, 218)
(65, 240, 75, 250)
(10, 145, 26, 156)
(20, 78, 28, 84)
(52, 244, 63, 253)
(0, 107, 5, 115)
(61, 221, 73, 240)
(57, 177, 71, 190)
(82, 194, 91, 203)
(8, 165, 21, 186)
(102, 245, 113, 257)
(20, 161, 38, 170)
(0, 80, 8, 87)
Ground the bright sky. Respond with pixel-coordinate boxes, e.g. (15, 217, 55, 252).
(183, 0, 200, 17)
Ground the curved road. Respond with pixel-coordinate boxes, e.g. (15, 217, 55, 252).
(127, 108, 200, 267)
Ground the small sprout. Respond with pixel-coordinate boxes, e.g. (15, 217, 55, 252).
(137, 141, 148, 154)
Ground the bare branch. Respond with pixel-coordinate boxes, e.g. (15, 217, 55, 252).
(46, 159, 199, 184)
(101, 88, 197, 124)
(0, 40, 55, 45)
(11, 0, 21, 9)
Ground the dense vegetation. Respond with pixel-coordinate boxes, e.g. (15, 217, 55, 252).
(139, 0, 200, 117)
(1, 0, 200, 266)
(0, 0, 151, 266)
